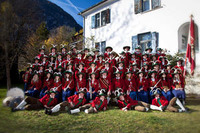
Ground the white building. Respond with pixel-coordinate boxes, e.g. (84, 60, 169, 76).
(79, 0, 200, 68)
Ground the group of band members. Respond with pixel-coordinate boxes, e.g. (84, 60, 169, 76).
(14, 44, 188, 114)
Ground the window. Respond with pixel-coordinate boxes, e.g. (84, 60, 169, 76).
(95, 13, 100, 28)
(95, 41, 106, 53)
(91, 9, 111, 28)
(132, 32, 159, 53)
(134, 0, 161, 14)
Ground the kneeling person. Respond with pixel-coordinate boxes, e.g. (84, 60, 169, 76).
(45, 88, 87, 115)
(70, 89, 108, 114)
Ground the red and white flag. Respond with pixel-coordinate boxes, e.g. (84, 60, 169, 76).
(184, 16, 195, 76)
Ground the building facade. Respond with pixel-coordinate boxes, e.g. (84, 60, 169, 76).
(79, 0, 200, 67)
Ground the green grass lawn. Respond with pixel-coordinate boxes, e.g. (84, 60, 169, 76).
(0, 86, 200, 133)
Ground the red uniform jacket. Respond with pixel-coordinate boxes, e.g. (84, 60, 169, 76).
(62, 78, 74, 90)
(84, 59, 94, 69)
(104, 52, 111, 60)
(96, 60, 105, 68)
(90, 97, 107, 111)
(108, 58, 116, 67)
(117, 67, 126, 79)
(87, 67, 99, 79)
(39, 94, 58, 107)
(87, 79, 100, 92)
(160, 60, 168, 69)
(118, 95, 138, 110)
(112, 78, 124, 91)
(123, 78, 137, 92)
(55, 59, 62, 69)
(41, 61, 49, 69)
(75, 79, 86, 92)
(136, 78, 148, 91)
(74, 57, 84, 66)
(68, 95, 86, 108)
(148, 78, 160, 88)
(101, 66, 113, 80)
(75, 68, 86, 80)
(30, 80, 42, 90)
(160, 78, 170, 90)
(174, 65, 184, 74)
(152, 96, 169, 107)
(99, 77, 112, 92)
(53, 80, 62, 92)
(43, 78, 54, 90)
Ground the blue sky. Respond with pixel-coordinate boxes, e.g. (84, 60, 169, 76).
(49, 0, 102, 26)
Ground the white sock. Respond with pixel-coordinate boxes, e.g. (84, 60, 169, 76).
(145, 107, 149, 112)
(70, 108, 80, 114)
(176, 98, 186, 111)
(51, 104, 61, 113)
(15, 100, 27, 110)
(84, 109, 89, 114)
(150, 105, 162, 111)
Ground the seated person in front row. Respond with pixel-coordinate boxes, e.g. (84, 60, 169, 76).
(115, 88, 161, 112)
(45, 88, 87, 115)
(151, 88, 187, 112)
(69, 89, 108, 114)
(12, 91, 58, 111)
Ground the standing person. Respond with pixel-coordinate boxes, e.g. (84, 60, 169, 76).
(112, 70, 124, 92)
(104, 46, 113, 60)
(62, 71, 74, 101)
(45, 88, 87, 115)
(70, 89, 108, 114)
(123, 46, 131, 68)
(25, 72, 42, 98)
(148, 70, 160, 100)
(136, 70, 149, 103)
(96, 54, 105, 68)
(174, 57, 184, 73)
(159, 70, 173, 101)
(171, 69, 186, 105)
(86, 73, 99, 102)
(108, 52, 117, 67)
(39, 70, 54, 98)
(75, 72, 87, 94)
(52, 72, 62, 100)
(124, 69, 137, 100)
(23, 65, 33, 91)
(99, 71, 112, 98)
(49, 44, 57, 56)
(151, 88, 187, 112)
(12, 91, 58, 112)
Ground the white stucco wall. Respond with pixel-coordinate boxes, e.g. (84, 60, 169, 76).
(82, 0, 200, 68)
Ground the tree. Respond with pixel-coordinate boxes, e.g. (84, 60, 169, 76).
(0, 1, 21, 89)
(36, 22, 49, 40)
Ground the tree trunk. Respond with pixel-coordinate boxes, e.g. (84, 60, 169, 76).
(5, 43, 11, 90)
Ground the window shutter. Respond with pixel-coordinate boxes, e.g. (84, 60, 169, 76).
(91, 15, 95, 28)
(132, 35, 138, 51)
(134, 0, 142, 14)
(101, 41, 106, 53)
(106, 9, 110, 24)
(151, 32, 159, 53)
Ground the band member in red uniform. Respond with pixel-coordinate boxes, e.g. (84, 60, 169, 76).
(123, 46, 131, 68)
(101, 61, 113, 80)
(55, 53, 63, 70)
(12, 91, 58, 111)
(75, 62, 86, 80)
(37, 45, 45, 59)
(159, 56, 168, 69)
(25, 72, 42, 98)
(171, 69, 186, 105)
(82, 48, 90, 61)
(96, 54, 105, 68)
(141, 52, 150, 65)
(159, 70, 173, 101)
(75, 72, 87, 94)
(86, 73, 99, 102)
(23, 65, 33, 91)
(49, 44, 57, 56)
(74, 51, 83, 67)
(130, 62, 139, 79)
(112, 70, 124, 92)
(45, 88, 87, 115)
(145, 47, 153, 58)
(60, 44, 67, 57)
(136, 70, 149, 103)
(104, 46, 113, 60)
(99, 71, 112, 97)
(85, 53, 94, 69)
(141, 62, 150, 77)
(70, 89, 107, 114)
(108, 52, 116, 67)
(93, 49, 100, 62)
(87, 62, 99, 79)
(134, 46, 142, 68)
(62, 71, 74, 101)
(52, 72, 62, 100)
(174, 57, 184, 73)
(32, 56, 40, 70)
(41, 55, 49, 69)
(166, 62, 173, 87)
(124, 69, 137, 100)
(39, 70, 54, 98)
(71, 45, 77, 58)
